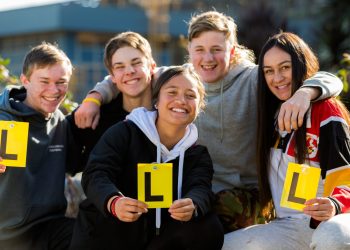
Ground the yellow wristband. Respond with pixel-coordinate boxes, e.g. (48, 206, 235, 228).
(82, 97, 101, 106)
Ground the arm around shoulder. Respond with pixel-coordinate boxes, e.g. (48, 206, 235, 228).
(301, 71, 343, 101)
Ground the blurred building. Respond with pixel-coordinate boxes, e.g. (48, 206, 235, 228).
(0, 0, 328, 102)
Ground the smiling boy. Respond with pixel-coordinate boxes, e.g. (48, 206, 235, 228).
(0, 42, 82, 250)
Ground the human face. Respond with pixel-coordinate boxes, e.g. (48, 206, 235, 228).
(156, 74, 200, 130)
(263, 46, 293, 101)
(188, 31, 234, 83)
(110, 46, 154, 98)
(21, 62, 70, 117)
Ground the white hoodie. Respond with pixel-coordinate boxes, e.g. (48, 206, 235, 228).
(126, 107, 198, 231)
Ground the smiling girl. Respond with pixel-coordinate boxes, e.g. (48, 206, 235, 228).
(69, 66, 224, 250)
(223, 32, 350, 250)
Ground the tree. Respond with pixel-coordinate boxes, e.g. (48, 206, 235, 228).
(337, 53, 350, 110)
(238, 0, 286, 61)
(318, 0, 350, 69)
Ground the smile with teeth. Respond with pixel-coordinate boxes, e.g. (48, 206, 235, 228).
(43, 96, 60, 101)
(172, 107, 187, 113)
(124, 79, 139, 84)
(201, 65, 216, 70)
(276, 84, 289, 89)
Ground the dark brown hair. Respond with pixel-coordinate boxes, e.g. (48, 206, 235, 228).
(22, 42, 72, 78)
(104, 31, 154, 73)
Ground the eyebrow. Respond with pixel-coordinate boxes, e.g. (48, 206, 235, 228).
(112, 57, 142, 66)
(39, 76, 68, 82)
(164, 85, 196, 92)
(263, 60, 291, 68)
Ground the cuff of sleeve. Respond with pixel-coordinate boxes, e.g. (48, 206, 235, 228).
(328, 196, 341, 215)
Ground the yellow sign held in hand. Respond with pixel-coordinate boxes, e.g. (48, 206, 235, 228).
(280, 162, 320, 211)
(0, 121, 29, 167)
(137, 163, 173, 208)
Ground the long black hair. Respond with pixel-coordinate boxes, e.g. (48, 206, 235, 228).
(256, 32, 319, 215)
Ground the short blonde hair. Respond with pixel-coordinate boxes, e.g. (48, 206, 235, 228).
(188, 11, 255, 65)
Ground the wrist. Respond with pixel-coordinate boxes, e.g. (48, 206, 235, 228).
(109, 196, 124, 218)
(299, 86, 320, 101)
(328, 197, 341, 215)
(82, 95, 101, 107)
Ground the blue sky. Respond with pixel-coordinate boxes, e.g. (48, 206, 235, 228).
(0, 0, 73, 11)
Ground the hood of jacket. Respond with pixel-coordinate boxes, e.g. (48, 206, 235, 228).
(0, 85, 48, 125)
(126, 107, 198, 163)
(203, 60, 256, 96)
(201, 60, 256, 142)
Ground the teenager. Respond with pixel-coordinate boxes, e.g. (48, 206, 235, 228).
(69, 66, 224, 250)
(0, 42, 81, 250)
(223, 32, 350, 250)
(67, 31, 162, 166)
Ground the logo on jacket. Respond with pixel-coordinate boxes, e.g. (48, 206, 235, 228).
(48, 145, 64, 152)
(306, 133, 318, 159)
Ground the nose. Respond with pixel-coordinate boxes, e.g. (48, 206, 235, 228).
(175, 94, 186, 104)
(273, 71, 284, 83)
(48, 83, 60, 92)
(203, 51, 214, 61)
(125, 64, 136, 75)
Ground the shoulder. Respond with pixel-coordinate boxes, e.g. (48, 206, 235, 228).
(312, 99, 347, 126)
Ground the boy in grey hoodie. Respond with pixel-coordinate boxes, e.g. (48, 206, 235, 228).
(73, 11, 343, 233)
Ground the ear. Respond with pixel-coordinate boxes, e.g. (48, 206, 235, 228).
(149, 61, 156, 75)
(20, 74, 30, 88)
(229, 46, 235, 62)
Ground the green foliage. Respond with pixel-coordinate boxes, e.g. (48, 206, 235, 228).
(319, 0, 350, 69)
(337, 53, 350, 109)
(0, 55, 78, 114)
(0, 56, 20, 87)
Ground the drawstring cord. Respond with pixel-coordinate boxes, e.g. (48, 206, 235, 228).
(156, 143, 161, 235)
(220, 79, 224, 142)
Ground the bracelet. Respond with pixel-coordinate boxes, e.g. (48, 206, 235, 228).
(82, 97, 101, 106)
(110, 196, 124, 219)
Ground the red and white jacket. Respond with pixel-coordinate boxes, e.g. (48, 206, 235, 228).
(269, 99, 350, 219)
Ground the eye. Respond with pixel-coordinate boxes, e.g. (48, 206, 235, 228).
(57, 81, 68, 86)
(186, 94, 197, 99)
(113, 65, 124, 71)
(263, 69, 273, 75)
(281, 65, 291, 71)
(211, 48, 222, 53)
(132, 61, 143, 66)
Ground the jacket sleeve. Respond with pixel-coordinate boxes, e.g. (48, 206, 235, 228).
(65, 116, 86, 174)
(182, 145, 214, 217)
(90, 75, 119, 104)
(319, 111, 350, 213)
(301, 71, 343, 101)
(82, 122, 130, 216)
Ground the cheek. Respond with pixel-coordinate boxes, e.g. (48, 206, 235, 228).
(189, 52, 200, 64)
